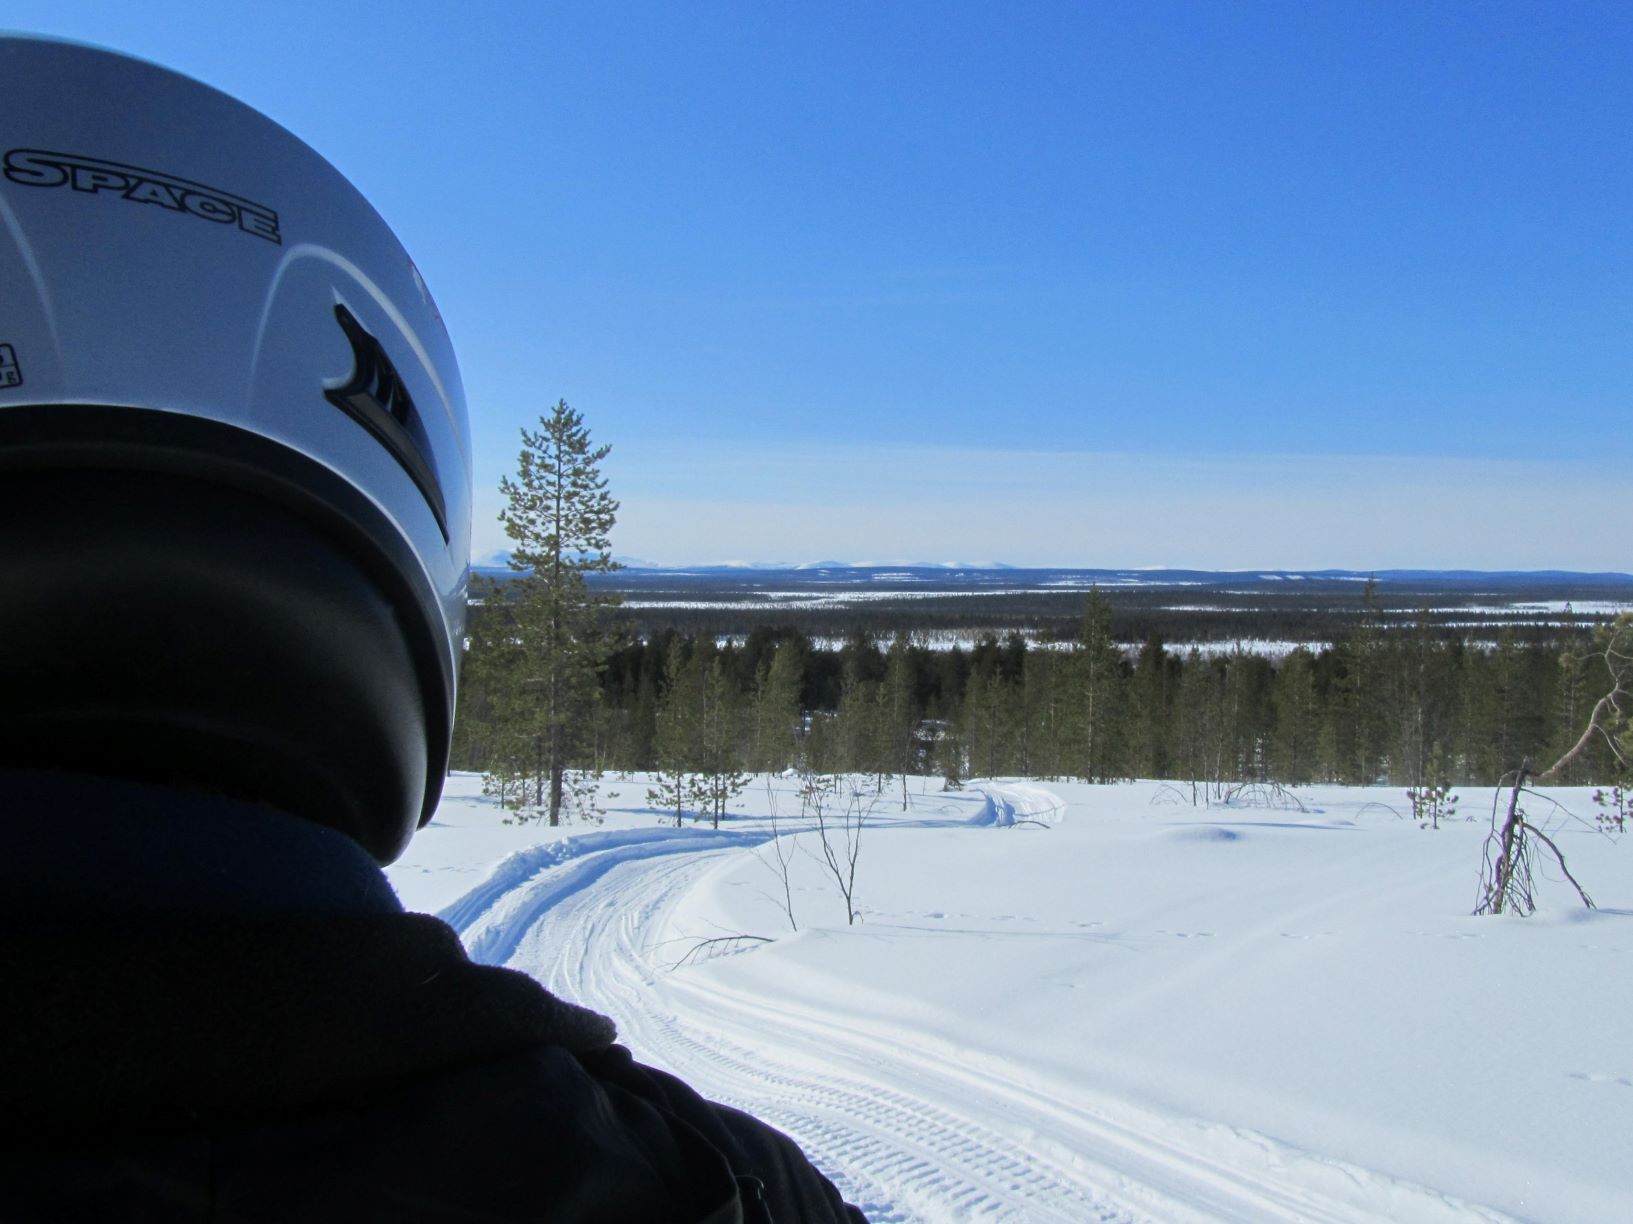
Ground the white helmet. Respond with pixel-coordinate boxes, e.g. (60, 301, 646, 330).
(0, 35, 471, 861)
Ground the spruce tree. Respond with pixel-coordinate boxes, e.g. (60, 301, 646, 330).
(1343, 577, 1388, 784)
(961, 665, 1020, 778)
(495, 400, 620, 825)
(1129, 634, 1172, 779)
(1271, 648, 1320, 784)
(1172, 648, 1219, 793)
(1471, 630, 1530, 783)
(876, 633, 920, 808)
(1023, 648, 1073, 781)
(749, 640, 804, 773)
(695, 653, 749, 827)
(452, 578, 519, 775)
(833, 671, 880, 780)
(465, 578, 552, 812)
(1074, 588, 1126, 782)
(1389, 614, 1454, 788)
(648, 638, 702, 826)
(1222, 650, 1275, 782)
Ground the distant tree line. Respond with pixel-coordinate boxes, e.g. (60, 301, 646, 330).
(455, 583, 1624, 801)
(597, 590, 1588, 652)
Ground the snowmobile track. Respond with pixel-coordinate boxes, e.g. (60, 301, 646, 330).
(445, 792, 1513, 1224)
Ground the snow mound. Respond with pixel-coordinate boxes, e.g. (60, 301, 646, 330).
(966, 782, 1067, 827)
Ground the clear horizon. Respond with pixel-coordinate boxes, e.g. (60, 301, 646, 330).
(19, 2, 1631, 570)
(476, 552, 1633, 578)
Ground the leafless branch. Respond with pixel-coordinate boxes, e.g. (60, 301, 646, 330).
(759, 775, 800, 932)
(671, 934, 773, 969)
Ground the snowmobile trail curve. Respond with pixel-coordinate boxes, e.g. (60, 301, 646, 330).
(442, 793, 1511, 1223)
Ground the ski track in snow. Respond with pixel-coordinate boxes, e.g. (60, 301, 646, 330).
(441, 789, 1513, 1224)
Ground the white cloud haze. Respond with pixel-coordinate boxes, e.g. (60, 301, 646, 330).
(472, 443, 1626, 571)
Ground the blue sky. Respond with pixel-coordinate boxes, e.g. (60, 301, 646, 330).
(11, 1, 1631, 568)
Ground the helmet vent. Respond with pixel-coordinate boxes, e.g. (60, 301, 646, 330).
(325, 303, 448, 539)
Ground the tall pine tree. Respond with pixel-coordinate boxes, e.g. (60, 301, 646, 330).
(495, 400, 620, 825)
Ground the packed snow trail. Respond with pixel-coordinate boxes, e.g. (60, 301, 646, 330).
(441, 789, 1513, 1223)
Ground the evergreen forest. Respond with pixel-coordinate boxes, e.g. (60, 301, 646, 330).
(454, 582, 1626, 808)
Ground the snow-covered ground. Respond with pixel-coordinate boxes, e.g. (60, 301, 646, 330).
(389, 773, 1633, 1223)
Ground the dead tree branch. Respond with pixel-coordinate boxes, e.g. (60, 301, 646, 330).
(671, 934, 773, 969)
(1526, 825, 1595, 909)
(1539, 616, 1633, 782)
(1476, 762, 1595, 916)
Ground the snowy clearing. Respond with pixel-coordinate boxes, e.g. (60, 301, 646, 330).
(389, 773, 1633, 1223)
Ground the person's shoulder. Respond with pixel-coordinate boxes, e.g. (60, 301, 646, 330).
(215, 1038, 745, 1222)
(578, 1045, 867, 1223)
